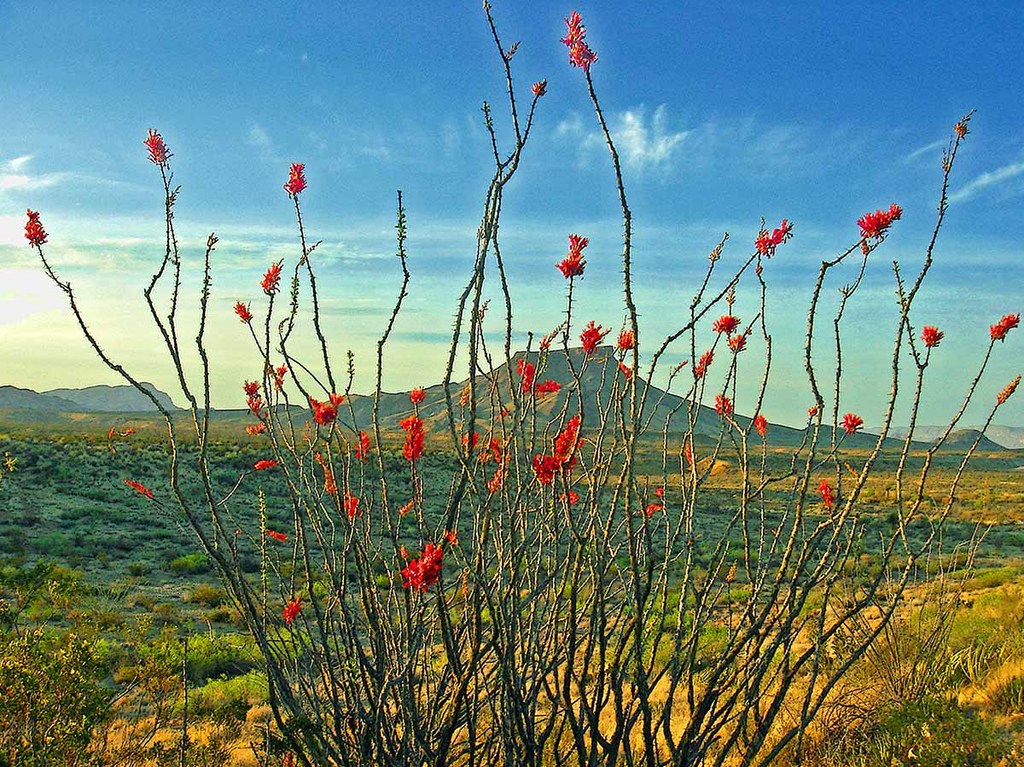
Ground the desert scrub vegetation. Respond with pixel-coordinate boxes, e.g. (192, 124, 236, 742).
(18, 5, 1023, 767)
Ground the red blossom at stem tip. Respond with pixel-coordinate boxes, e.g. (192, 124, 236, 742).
(355, 431, 371, 461)
(841, 413, 864, 435)
(518, 358, 536, 393)
(561, 11, 597, 71)
(715, 394, 733, 416)
(754, 219, 793, 257)
(712, 315, 741, 335)
(246, 423, 267, 436)
(409, 387, 426, 405)
(990, 313, 1020, 342)
(24, 209, 48, 247)
(309, 394, 344, 426)
(754, 414, 768, 438)
(857, 204, 902, 239)
(580, 321, 609, 354)
(261, 262, 283, 295)
(400, 415, 425, 462)
(344, 494, 361, 519)
(266, 529, 288, 542)
(253, 459, 278, 471)
(728, 333, 748, 353)
(535, 379, 561, 396)
(234, 301, 253, 323)
(694, 350, 713, 379)
(402, 543, 444, 593)
(144, 129, 170, 165)
(532, 80, 547, 97)
(283, 598, 301, 624)
(819, 480, 835, 511)
(557, 233, 589, 278)
(124, 479, 154, 499)
(997, 375, 1021, 406)
(283, 163, 306, 195)
(921, 325, 944, 348)
(533, 414, 581, 485)
(617, 329, 635, 352)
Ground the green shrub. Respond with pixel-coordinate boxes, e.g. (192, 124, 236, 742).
(168, 552, 210, 575)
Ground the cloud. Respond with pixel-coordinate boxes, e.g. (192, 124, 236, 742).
(905, 138, 946, 162)
(245, 124, 277, 163)
(949, 159, 1024, 203)
(0, 153, 67, 192)
(557, 105, 689, 175)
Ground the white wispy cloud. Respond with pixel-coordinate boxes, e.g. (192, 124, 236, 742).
(949, 159, 1024, 203)
(905, 138, 946, 162)
(557, 105, 689, 175)
(245, 123, 277, 163)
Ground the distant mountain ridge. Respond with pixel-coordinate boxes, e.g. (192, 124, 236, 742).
(0, 383, 178, 413)
(868, 424, 1024, 450)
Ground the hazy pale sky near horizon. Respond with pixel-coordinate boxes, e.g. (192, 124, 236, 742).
(1, 1, 1021, 428)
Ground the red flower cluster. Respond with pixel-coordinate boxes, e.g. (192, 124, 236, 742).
(246, 423, 267, 436)
(580, 321, 609, 354)
(309, 393, 344, 425)
(617, 329, 635, 352)
(857, 203, 902, 239)
(533, 414, 581, 485)
(997, 375, 1021, 406)
(144, 129, 170, 165)
(244, 380, 264, 418)
(355, 431, 371, 461)
(694, 350, 713, 379)
(990, 313, 1020, 342)
(283, 598, 301, 624)
(273, 365, 287, 391)
(487, 466, 504, 493)
(234, 301, 253, 323)
(644, 502, 663, 518)
(254, 459, 278, 471)
(557, 233, 589, 278)
(402, 543, 443, 592)
(410, 387, 426, 405)
(24, 210, 48, 247)
(283, 163, 306, 195)
(728, 333, 748, 353)
(532, 80, 547, 97)
(261, 262, 283, 295)
(400, 415, 425, 461)
(754, 414, 768, 438)
(819, 479, 835, 510)
(712, 315, 741, 335)
(808, 405, 819, 418)
(842, 412, 863, 434)
(125, 479, 154, 499)
(618, 362, 633, 378)
(535, 379, 561, 396)
(561, 10, 597, 71)
(344, 494, 360, 519)
(715, 394, 733, 416)
(266, 528, 288, 542)
(314, 451, 337, 495)
(518, 358, 536, 393)
(921, 325, 944, 348)
(754, 219, 793, 257)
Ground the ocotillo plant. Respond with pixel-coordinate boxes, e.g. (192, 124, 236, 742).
(28, 6, 1020, 767)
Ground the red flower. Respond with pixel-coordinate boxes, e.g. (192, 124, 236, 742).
(246, 423, 267, 436)
(841, 412, 863, 434)
(398, 499, 415, 516)
(618, 362, 633, 378)
(533, 414, 581, 485)
(561, 10, 597, 71)
(754, 219, 793, 257)
(254, 459, 278, 471)
(997, 375, 1021, 406)
(234, 301, 253, 323)
(532, 454, 561, 485)
(273, 365, 287, 391)
(487, 466, 504, 493)
(24, 210, 48, 247)
(808, 405, 819, 418)
(283, 163, 306, 195)
(462, 431, 480, 451)
(402, 543, 443, 593)
(561, 490, 580, 505)
(715, 394, 733, 416)
(313, 451, 337, 495)
(410, 387, 426, 405)
(712, 315, 741, 335)
(921, 325, 944, 348)
(532, 80, 547, 97)
(309, 396, 340, 426)
(535, 379, 561, 396)
(617, 329, 635, 352)
(124, 479, 154, 499)
(818, 479, 835, 510)
(283, 598, 301, 624)
(694, 350, 714, 379)
(754, 414, 768, 437)
(654, 486, 664, 499)
(355, 431, 371, 461)
(261, 262, 283, 295)
(266, 529, 288, 542)
(644, 503, 663, 518)
(580, 321, 609, 354)
(857, 203, 902, 239)
(728, 333, 748, 353)
(400, 415, 425, 461)
(244, 380, 260, 398)
(144, 129, 171, 165)
(557, 233, 589, 278)
(245, 379, 264, 417)
(990, 313, 1020, 342)
(518, 358, 536, 393)
(344, 494, 360, 519)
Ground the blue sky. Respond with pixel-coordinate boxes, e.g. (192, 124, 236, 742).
(1, 1, 1021, 427)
